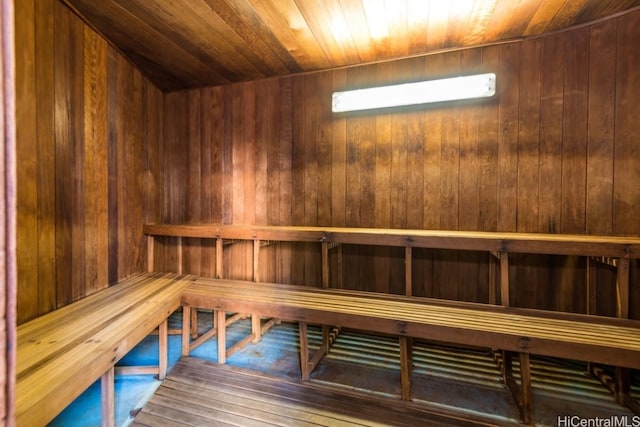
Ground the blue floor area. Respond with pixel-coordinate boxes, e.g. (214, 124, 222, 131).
(48, 311, 305, 427)
(48, 311, 640, 426)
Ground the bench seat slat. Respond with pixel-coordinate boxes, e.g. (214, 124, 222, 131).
(182, 278, 640, 370)
(17, 272, 189, 379)
(16, 272, 195, 427)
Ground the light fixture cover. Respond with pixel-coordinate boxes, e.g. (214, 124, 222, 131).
(332, 72, 496, 113)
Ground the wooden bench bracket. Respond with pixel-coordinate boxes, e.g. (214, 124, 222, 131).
(299, 322, 341, 381)
(495, 351, 533, 425)
(589, 364, 640, 415)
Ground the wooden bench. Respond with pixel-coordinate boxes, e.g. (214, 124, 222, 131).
(180, 276, 640, 425)
(145, 224, 640, 423)
(16, 271, 195, 427)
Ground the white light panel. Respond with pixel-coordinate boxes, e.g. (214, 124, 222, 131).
(332, 73, 496, 113)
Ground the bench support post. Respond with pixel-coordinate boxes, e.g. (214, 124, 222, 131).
(399, 336, 413, 401)
(182, 306, 191, 357)
(159, 318, 168, 380)
(501, 351, 533, 425)
(590, 364, 640, 415)
(217, 310, 227, 364)
(252, 314, 262, 343)
(299, 322, 337, 381)
(101, 367, 115, 427)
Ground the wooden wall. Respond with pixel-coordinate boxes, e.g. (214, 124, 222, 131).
(15, 0, 163, 324)
(160, 11, 640, 317)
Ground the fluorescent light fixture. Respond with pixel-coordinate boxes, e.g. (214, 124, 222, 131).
(332, 73, 496, 113)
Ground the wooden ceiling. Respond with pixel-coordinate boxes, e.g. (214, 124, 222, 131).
(64, 0, 640, 92)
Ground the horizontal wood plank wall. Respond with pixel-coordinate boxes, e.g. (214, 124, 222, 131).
(160, 11, 640, 317)
(15, 0, 163, 324)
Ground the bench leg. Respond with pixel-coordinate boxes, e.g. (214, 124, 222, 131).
(217, 310, 227, 364)
(158, 318, 168, 380)
(182, 306, 191, 357)
(191, 308, 199, 339)
(399, 337, 413, 401)
(502, 351, 534, 425)
(299, 321, 310, 380)
(520, 353, 533, 424)
(101, 367, 115, 427)
(252, 314, 262, 343)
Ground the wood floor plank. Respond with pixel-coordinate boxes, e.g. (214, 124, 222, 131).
(156, 378, 380, 427)
(131, 411, 196, 427)
(133, 358, 496, 427)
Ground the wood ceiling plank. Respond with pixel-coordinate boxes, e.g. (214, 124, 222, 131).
(425, 0, 451, 50)
(575, 0, 640, 25)
(66, 0, 227, 90)
(337, 0, 375, 62)
(546, 0, 591, 32)
(406, 0, 429, 53)
(248, 0, 333, 70)
(445, 0, 476, 48)
(213, 0, 304, 74)
(485, 0, 539, 41)
(318, 0, 362, 64)
(126, 0, 265, 81)
(202, 0, 296, 74)
(182, 0, 292, 77)
(63, 0, 640, 90)
(462, 0, 500, 45)
(384, 0, 410, 57)
(524, 0, 566, 36)
(293, 0, 351, 66)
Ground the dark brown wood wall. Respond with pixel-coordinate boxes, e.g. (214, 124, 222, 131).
(15, 0, 163, 324)
(161, 11, 640, 317)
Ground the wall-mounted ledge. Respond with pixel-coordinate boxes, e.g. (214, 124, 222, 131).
(143, 224, 640, 259)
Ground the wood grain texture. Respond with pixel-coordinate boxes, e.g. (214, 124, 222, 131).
(1, 0, 18, 421)
(159, 11, 640, 316)
(15, 1, 163, 324)
(61, 0, 640, 90)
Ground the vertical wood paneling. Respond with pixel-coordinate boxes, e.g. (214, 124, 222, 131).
(586, 20, 616, 235)
(16, 1, 164, 323)
(538, 34, 564, 234)
(458, 49, 485, 303)
(16, 0, 39, 321)
(53, 1, 78, 307)
(13, 0, 640, 327)
(613, 11, 640, 237)
(477, 45, 500, 232)
(514, 39, 541, 309)
(35, 0, 57, 317)
(155, 10, 640, 314)
(83, 25, 108, 295)
(561, 27, 590, 235)
(496, 43, 520, 234)
(438, 51, 462, 232)
(330, 70, 347, 228)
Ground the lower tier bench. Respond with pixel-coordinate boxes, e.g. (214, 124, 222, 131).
(16, 272, 195, 427)
(180, 277, 640, 425)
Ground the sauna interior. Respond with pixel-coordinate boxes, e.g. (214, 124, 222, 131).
(7, 0, 640, 426)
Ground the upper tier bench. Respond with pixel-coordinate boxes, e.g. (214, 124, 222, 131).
(144, 224, 640, 316)
(16, 272, 195, 427)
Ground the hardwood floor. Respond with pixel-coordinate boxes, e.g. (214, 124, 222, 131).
(131, 357, 495, 427)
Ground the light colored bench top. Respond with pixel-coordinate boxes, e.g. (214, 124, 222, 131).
(182, 277, 640, 370)
(144, 224, 640, 258)
(16, 272, 195, 427)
